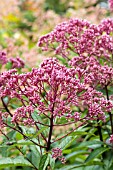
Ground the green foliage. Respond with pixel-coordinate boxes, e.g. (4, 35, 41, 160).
(39, 154, 49, 170)
(85, 147, 109, 163)
(44, 0, 68, 14)
(0, 156, 32, 169)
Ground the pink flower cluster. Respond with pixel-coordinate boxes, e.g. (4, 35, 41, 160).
(69, 55, 113, 87)
(52, 148, 66, 164)
(0, 50, 24, 69)
(108, 0, 113, 11)
(38, 18, 113, 89)
(0, 51, 8, 65)
(1, 58, 113, 126)
(37, 18, 113, 124)
(38, 18, 113, 61)
(109, 134, 113, 144)
(12, 106, 35, 126)
(9, 57, 25, 69)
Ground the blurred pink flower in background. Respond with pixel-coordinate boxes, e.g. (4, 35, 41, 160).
(109, 0, 113, 11)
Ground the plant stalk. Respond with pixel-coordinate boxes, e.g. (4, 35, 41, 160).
(46, 114, 53, 151)
(105, 85, 113, 134)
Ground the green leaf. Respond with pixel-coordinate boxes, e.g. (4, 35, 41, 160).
(108, 164, 113, 170)
(5, 62, 12, 70)
(87, 144, 102, 149)
(104, 150, 113, 169)
(19, 126, 36, 137)
(70, 131, 88, 136)
(56, 163, 83, 170)
(6, 139, 33, 148)
(49, 154, 55, 170)
(56, 161, 104, 170)
(59, 136, 74, 150)
(32, 127, 47, 138)
(75, 140, 103, 149)
(2, 96, 9, 105)
(83, 165, 104, 170)
(84, 128, 97, 141)
(65, 150, 90, 160)
(1, 139, 39, 150)
(0, 156, 32, 169)
(85, 147, 109, 163)
(0, 146, 8, 157)
(39, 154, 49, 170)
(32, 111, 43, 122)
(30, 145, 41, 168)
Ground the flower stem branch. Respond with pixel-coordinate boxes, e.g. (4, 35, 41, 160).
(1, 97, 23, 133)
(35, 122, 48, 143)
(16, 146, 38, 170)
(1, 97, 12, 117)
(46, 114, 53, 151)
(51, 122, 86, 144)
(4, 122, 47, 149)
(97, 120, 103, 142)
(105, 85, 113, 134)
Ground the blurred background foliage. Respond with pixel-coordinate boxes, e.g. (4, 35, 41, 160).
(0, 0, 112, 68)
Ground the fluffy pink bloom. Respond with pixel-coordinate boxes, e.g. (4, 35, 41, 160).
(0, 51, 8, 65)
(0, 51, 25, 69)
(38, 18, 113, 90)
(9, 57, 25, 69)
(52, 148, 66, 164)
(12, 106, 35, 126)
(1, 58, 112, 125)
(70, 55, 113, 87)
(38, 18, 113, 61)
(108, 0, 113, 11)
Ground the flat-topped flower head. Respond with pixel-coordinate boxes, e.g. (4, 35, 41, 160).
(38, 18, 113, 61)
(1, 58, 112, 125)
